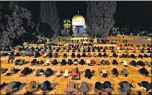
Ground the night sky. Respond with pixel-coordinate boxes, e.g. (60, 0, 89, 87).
(56, 1, 152, 31)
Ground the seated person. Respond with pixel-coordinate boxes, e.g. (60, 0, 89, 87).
(103, 53, 108, 57)
(139, 67, 149, 76)
(71, 67, 80, 80)
(82, 52, 86, 57)
(54, 52, 58, 58)
(67, 59, 73, 65)
(6, 67, 18, 76)
(21, 67, 32, 76)
(44, 59, 51, 66)
(5, 81, 22, 94)
(138, 81, 152, 92)
(63, 53, 68, 58)
(112, 59, 118, 65)
(88, 59, 96, 66)
(87, 52, 92, 57)
(61, 59, 67, 65)
(41, 80, 52, 94)
(0, 68, 8, 74)
(44, 68, 54, 77)
(64, 81, 78, 95)
(63, 69, 71, 78)
(24, 81, 39, 94)
(100, 69, 109, 78)
(73, 59, 78, 65)
(79, 59, 85, 65)
(112, 68, 119, 77)
(138, 54, 143, 58)
(120, 68, 128, 77)
(98, 53, 102, 57)
(35, 68, 44, 77)
(103, 81, 113, 94)
(79, 82, 89, 95)
(55, 70, 63, 77)
(31, 59, 37, 66)
(84, 69, 94, 79)
(86, 59, 91, 65)
(77, 53, 81, 58)
(121, 60, 128, 67)
(119, 81, 133, 94)
(94, 82, 104, 94)
(130, 60, 137, 66)
(71, 53, 76, 58)
(137, 61, 145, 67)
(51, 59, 58, 65)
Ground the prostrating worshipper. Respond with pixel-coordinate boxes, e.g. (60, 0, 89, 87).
(98, 52, 102, 57)
(82, 52, 87, 57)
(67, 59, 73, 65)
(55, 70, 63, 77)
(71, 52, 76, 58)
(73, 59, 78, 65)
(103, 81, 113, 94)
(5, 81, 23, 94)
(79, 82, 89, 95)
(41, 80, 52, 95)
(92, 47, 95, 52)
(0, 82, 7, 90)
(129, 54, 136, 58)
(31, 59, 37, 66)
(112, 68, 119, 77)
(112, 52, 118, 58)
(24, 81, 39, 95)
(61, 59, 67, 65)
(138, 81, 152, 92)
(87, 52, 92, 57)
(100, 69, 109, 78)
(139, 67, 149, 76)
(21, 67, 33, 76)
(130, 60, 137, 67)
(94, 82, 104, 95)
(44, 59, 51, 66)
(144, 54, 149, 58)
(15, 59, 28, 66)
(6, 67, 19, 76)
(8, 51, 15, 64)
(103, 53, 108, 57)
(54, 52, 58, 58)
(0, 68, 8, 74)
(35, 68, 44, 77)
(112, 59, 118, 65)
(105, 60, 110, 65)
(44, 68, 54, 77)
(64, 81, 79, 95)
(63, 69, 71, 78)
(84, 69, 94, 79)
(119, 81, 133, 94)
(144, 61, 151, 67)
(44, 50, 53, 58)
(120, 68, 128, 77)
(33, 50, 40, 58)
(93, 53, 97, 57)
(71, 67, 80, 80)
(88, 59, 96, 66)
(138, 54, 143, 58)
(37, 60, 44, 65)
(51, 59, 58, 65)
(63, 53, 68, 58)
(121, 60, 128, 67)
(79, 59, 85, 65)
(137, 61, 145, 67)
(77, 53, 81, 58)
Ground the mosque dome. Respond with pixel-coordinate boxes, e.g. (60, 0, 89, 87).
(72, 15, 85, 23)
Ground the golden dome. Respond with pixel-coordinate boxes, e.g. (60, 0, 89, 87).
(72, 15, 85, 22)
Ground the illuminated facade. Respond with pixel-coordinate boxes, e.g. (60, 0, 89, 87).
(72, 11, 86, 34)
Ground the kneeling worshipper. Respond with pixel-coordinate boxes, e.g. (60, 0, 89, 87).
(79, 82, 89, 95)
(24, 81, 39, 95)
(6, 67, 19, 76)
(94, 82, 104, 95)
(55, 70, 63, 77)
(0, 68, 8, 74)
(100, 69, 109, 78)
(138, 81, 152, 92)
(41, 80, 52, 95)
(121, 60, 128, 67)
(44, 59, 51, 66)
(121, 68, 128, 77)
(71, 67, 80, 80)
(119, 81, 133, 94)
(20, 67, 33, 76)
(84, 69, 94, 79)
(63, 69, 71, 78)
(139, 67, 149, 76)
(35, 68, 44, 77)
(44, 68, 54, 77)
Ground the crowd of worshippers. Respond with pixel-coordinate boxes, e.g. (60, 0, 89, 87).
(0, 79, 152, 95)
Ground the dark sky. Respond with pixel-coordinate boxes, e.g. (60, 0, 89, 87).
(56, 1, 152, 31)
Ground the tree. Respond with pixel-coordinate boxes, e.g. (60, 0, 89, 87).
(40, 1, 60, 38)
(0, 2, 35, 48)
(86, 1, 116, 37)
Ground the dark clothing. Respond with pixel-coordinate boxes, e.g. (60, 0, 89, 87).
(41, 81, 52, 92)
(112, 68, 119, 77)
(85, 69, 94, 79)
(44, 68, 53, 77)
(139, 68, 149, 76)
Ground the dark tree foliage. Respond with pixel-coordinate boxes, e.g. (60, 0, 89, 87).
(40, 1, 60, 38)
(86, 1, 116, 37)
(0, 2, 37, 48)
